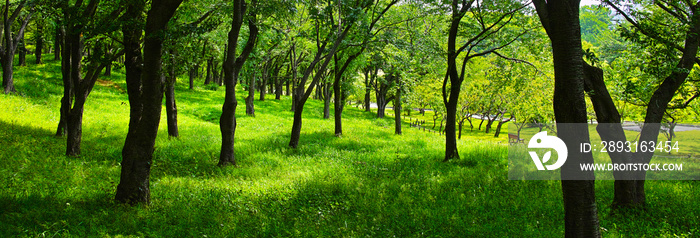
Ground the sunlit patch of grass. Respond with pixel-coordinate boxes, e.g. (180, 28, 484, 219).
(0, 55, 698, 237)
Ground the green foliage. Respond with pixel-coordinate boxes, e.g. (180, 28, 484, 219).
(0, 43, 699, 238)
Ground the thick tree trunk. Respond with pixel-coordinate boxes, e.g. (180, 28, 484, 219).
(58, 28, 84, 156)
(2, 54, 15, 93)
(66, 98, 85, 156)
(534, 1, 601, 237)
(116, 0, 182, 205)
(377, 95, 386, 118)
(62, 14, 87, 158)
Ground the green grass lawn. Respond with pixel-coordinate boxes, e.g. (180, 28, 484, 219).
(0, 56, 698, 237)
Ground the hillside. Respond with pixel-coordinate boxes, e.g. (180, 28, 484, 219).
(0, 58, 697, 237)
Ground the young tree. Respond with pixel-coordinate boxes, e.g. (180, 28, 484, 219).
(441, 0, 528, 161)
(287, 0, 362, 148)
(330, 0, 398, 136)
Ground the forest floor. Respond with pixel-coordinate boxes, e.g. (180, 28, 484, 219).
(0, 56, 698, 237)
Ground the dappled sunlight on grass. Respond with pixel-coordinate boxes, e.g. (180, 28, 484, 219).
(0, 56, 698, 237)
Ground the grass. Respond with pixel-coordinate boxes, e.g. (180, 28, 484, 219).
(0, 55, 698, 237)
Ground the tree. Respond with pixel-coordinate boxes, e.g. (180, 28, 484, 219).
(1, 0, 31, 94)
(243, 64, 257, 116)
(115, 0, 184, 204)
(218, 0, 258, 166)
(441, 0, 528, 161)
(287, 0, 361, 148)
(592, 0, 700, 208)
(533, 0, 601, 237)
(57, 0, 123, 156)
(34, 18, 43, 64)
(330, 0, 398, 136)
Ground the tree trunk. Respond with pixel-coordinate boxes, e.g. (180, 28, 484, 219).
(212, 60, 219, 84)
(219, 0, 258, 167)
(333, 78, 343, 135)
(484, 112, 500, 134)
(35, 24, 43, 64)
(364, 70, 371, 112)
(533, 1, 601, 237)
(323, 82, 331, 119)
(56, 26, 68, 136)
(188, 67, 195, 89)
(493, 116, 512, 137)
(165, 78, 179, 137)
(285, 79, 290, 96)
(275, 70, 282, 100)
(582, 62, 640, 208)
(18, 35, 26, 66)
(443, 78, 460, 161)
(2, 0, 30, 93)
(218, 44, 227, 86)
(458, 120, 463, 139)
(116, 0, 183, 205)
(259, 65, 267, 101)
(394, 87, 401, 135)
(205, 57, 213, 85)
(245, 72, 255, 116)
(478, 114, 485, 130)
(54, 24, 62, 61)
(288, 24, 352, 148)
(63, 28, 82, 157)
(1, 53, 15, 93)
(289, 102, 304, 148)
(66, 97, 85, 155)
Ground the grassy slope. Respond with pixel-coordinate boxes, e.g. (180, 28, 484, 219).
(0, 56, 697, 237)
